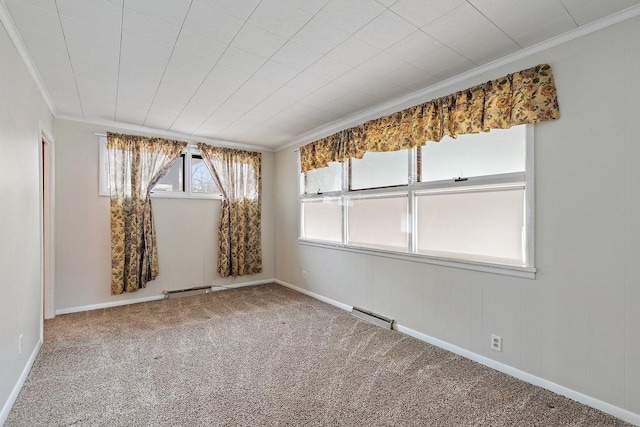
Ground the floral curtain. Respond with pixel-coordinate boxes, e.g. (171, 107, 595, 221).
(197, 144, 262, 277)
(107, 132, 187, 294)
(300, 63, 560, 172)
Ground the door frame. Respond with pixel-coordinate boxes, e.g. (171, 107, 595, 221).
(40, 124, 55, 320)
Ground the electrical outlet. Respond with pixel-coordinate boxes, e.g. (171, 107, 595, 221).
(491, 334, 502, 352)
(302, 270, 307, 280)
(19, 334, 23, 354)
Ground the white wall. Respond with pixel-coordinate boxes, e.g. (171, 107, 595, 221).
(53, 119, 275, 312)
(0, 20, 53, 423)
(275, 15, 640, 421)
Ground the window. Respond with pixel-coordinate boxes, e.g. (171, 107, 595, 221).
(299, 125, 534, 276)
(99, 136, 221, 198)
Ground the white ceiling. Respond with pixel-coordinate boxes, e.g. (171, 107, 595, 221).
(3, 0, 640, 149)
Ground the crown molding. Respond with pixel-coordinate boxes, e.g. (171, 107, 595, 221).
(0, 0, 57, 117)
(55, 114, 274, 152)
(276, 3, 640, 152)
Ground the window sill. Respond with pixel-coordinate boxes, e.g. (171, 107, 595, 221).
(297, 239, 536, 279)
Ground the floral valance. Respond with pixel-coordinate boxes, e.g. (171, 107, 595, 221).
(300, 63, 559, 173)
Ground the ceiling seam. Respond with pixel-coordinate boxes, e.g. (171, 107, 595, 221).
(166, 0, 265, 132)
(54, 0, 85, 117)
(210, 2, 394, 141)
(141, 0, 194, 128)
(466, 1, 523, 49)
(559, 1, 579, 27)
(113, 0, 125, 122)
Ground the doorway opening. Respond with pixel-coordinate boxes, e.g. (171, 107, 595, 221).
(41, 128, 55, 320)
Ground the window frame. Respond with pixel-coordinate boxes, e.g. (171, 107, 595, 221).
(99, 136, 222, 200)
(297, 125, 536, 279)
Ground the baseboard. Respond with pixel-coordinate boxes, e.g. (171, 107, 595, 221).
(274, 280, 352, 312)
(276, 279, 640, 427)
(0, 338, 42, 426)
(55, 279, 276, 316)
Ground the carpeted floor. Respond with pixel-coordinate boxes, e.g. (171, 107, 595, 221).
(6, 283, 631, 426)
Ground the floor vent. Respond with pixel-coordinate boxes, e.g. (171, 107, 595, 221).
(351, 307, 394, 329)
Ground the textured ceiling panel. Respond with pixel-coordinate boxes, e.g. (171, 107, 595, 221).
(3, 0, 640, 149)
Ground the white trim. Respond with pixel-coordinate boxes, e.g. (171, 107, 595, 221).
(297, 240, 536, 279)
(393, 324, 640, 427)
(274, 280, 352, 312)
(276, 3, 640, 152)
(54, 279, 275, 315)
(40, 124, 55, 320)
(59, 115, 273, 153)
(0, 1, 56, 116)
(0, 337, 42, 426)
(55, 295, 166, 315)
(275, 280, 640, 426)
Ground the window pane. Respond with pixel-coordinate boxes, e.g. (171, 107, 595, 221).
(301, 198, 342, 243)
(351, 150, 409, 190)
(191, 156, 219, 193)
(421, 125, 526, 182)
(302, 162, 342, 194)
(416, 188, 525, 262)
(347, 195, 408, 251)
(153, 156, 183, 192)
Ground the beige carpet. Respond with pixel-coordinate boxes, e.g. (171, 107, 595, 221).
(6, 283, 631, 426)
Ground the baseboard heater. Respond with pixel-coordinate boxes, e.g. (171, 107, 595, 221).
(351, 307, 394, 329)
(162, 284, 231, 299)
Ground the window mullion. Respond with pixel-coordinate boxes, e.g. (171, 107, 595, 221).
(342, 160, 349, 246)
(184, 152, 192, 195)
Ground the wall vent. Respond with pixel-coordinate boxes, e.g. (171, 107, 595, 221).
(351, 307, 394, 329)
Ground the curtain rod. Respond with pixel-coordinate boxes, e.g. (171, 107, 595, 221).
(94, 133, 199, 148)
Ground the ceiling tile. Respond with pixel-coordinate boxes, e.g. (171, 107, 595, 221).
(194, 0, 261, 21)
(514, 15, 577, 47)
(410, 45, 471, 75)
(384, 63, 430, 88)
(248, 0, 314, 38)
(254, 60, 301, 84)
(269, 41, 323, 71)
(13, 26, 68, 58)
(290, 17, 351, 55)
(5, 0, 61, 35)
(562, 0, 640, 25)
(384, 30, 442, 62)
(314, 0, 386, 33)
(470, 0, 570, 42)
(331, 68, 378, 91)
(281, 0, 331, 15)
(270, 85, 311, 104)
(354, 10, 417, 50)
(183, 1, 244, 44)
(324, 37, 382, 68)
(48, 89, 83, 115)
(217, 46, 269, 75)
(448, 25, 520, 64)
(122, 8, 181, 50)
(115, 106, 147, 125)
(376, 0, 398, 6)
(231, 76, 282, 104)
(421, 2, 494, 46)
(124, 0, 191, 25)
(286, 71, 331, 93)
(304, 56, 353, 82)
(356, 51, 410, 78)
(7, 0, 56, 12)
(230, 23, 288, 58)
(391, 0, 466, 27)
(56, 0, 123, 31)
